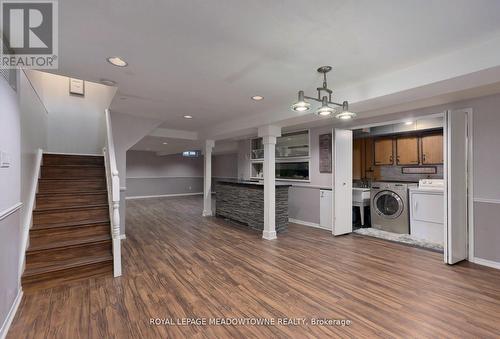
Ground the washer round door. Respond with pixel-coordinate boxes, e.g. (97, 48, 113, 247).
(373, 190, 404, 219)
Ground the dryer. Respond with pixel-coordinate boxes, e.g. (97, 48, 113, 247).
(370, 182, 416, 234)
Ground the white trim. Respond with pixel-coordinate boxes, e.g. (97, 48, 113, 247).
(471, 257, 500, 270)
(289, 218, 330, 230)
(0, 289, 23, 339)
(0, 202, 22, 221)
(467, 110, 474, 263)
(120, 186, 127, 192)
(119, 234, 126, 240)
(126, 192, 203, 200)
(349, 112, 445, 131)
(290, 184, 332, 190)
(19, 148, 42, 278)
(43, 151, 103, 156)
(473, 198, 500, 204)
(262, 230, 277, 240)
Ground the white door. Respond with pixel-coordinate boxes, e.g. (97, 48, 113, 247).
(320, 190, 332, 229)
(444, 109, 470, 264)
(333, 129, 353, 235)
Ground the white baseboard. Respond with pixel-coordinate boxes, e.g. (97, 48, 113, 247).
(126, 192, 203, 200)
(471, 257, 500, 270)
(473, 198, 500, 204)
(119, 234, 126, 240)
(0, 289, 23, 339)
(289, 218, 330, 231)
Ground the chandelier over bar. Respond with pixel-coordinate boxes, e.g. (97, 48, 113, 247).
(290, 66, 356, 120)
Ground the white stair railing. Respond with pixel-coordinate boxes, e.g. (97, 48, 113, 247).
(103, 108, 122, 277)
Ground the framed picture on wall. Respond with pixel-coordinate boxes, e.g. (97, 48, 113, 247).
(69, 78, 85, 96)
(319, 133, 332, 173)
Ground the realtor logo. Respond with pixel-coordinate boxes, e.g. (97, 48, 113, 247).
(1, 0, 58, 68)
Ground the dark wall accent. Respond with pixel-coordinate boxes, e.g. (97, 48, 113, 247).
(215, 181, 289, 232)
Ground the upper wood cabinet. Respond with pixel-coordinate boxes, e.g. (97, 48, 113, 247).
(364, 137, 374, 174)
(421, 134, 443, 164)
(396, 136, 419, 165)
(353, 138, 362, 180)
(374, 138, 394, 165)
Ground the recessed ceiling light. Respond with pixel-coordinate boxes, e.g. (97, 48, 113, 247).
(100, 79, 116, 86)
(162, 142, 168, 145)
(404, 120, 413, 125)
(183, 115, 193, 119)
(107, 56, 128, 67)
(251, 95, 264, 101)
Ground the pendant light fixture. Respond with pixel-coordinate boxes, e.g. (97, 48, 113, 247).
(291, 66, 356, 120)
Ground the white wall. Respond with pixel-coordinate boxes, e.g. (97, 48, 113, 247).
(18, 70, 48, 232)
(127, 151, 203, 178)
(110, 112, 163, 235)
(213, 153, 238, 178)
(0, 77, 22, 337)
(126, 151, 238, 198)
(26, 70, 117, 154)
(237, 139, 251, 180)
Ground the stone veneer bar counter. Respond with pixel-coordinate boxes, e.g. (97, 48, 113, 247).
(215, 180, 291, 232)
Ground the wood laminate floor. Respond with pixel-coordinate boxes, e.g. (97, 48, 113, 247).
(8, 196, 500, 338)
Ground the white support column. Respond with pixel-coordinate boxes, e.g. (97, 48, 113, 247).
(258, 125, 281, 240)
(202, 139, 215, 216)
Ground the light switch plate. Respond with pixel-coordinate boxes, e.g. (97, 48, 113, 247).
(0, 151, 11, 168)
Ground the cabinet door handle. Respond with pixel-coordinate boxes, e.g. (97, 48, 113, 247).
(422, 154, 427, 162)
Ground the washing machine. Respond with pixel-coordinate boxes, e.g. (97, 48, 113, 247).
(370, 182, 416, 234)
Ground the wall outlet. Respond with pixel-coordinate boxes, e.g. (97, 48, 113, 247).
(0, 151, 11, 168)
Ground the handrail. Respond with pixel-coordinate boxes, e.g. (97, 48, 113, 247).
(21, 69, 49, 115)
(103, 108, 122, 277)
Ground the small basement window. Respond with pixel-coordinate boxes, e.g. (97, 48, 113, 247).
(182, 150, 200, 157)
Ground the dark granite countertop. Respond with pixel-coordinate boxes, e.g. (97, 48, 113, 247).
(215, 179, 292, 187)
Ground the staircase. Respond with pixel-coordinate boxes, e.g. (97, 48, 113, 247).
(22, 153, 113, 290)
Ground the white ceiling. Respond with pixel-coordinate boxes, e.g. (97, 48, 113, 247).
(54, 0, 500, 137)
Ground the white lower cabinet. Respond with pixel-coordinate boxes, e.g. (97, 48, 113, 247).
(320, 189, 333, 229)
(409, 188, 444, 244)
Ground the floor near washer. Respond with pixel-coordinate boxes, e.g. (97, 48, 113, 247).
(354, 227, 444, 252)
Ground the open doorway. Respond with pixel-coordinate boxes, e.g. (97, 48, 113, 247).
(333, 111, 473, 264)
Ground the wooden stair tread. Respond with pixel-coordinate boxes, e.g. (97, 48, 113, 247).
(23, 254, 113, 277)
(24, 153, 114, 289)
(33, 219, 110, 230)
(34, 203, 108, 213)
(28, 234, 111, 253)
(42, 164, 104, 168)
(39, 178, 105, 181)
(37, 190, 107, 197)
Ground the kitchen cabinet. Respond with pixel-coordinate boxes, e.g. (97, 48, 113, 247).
(364, 137, 374, 172)
(396, 136, 419, 165)
(374, 138, 394, 165)
(421, 134, 443, 164)
(353, 138, 362, 180)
